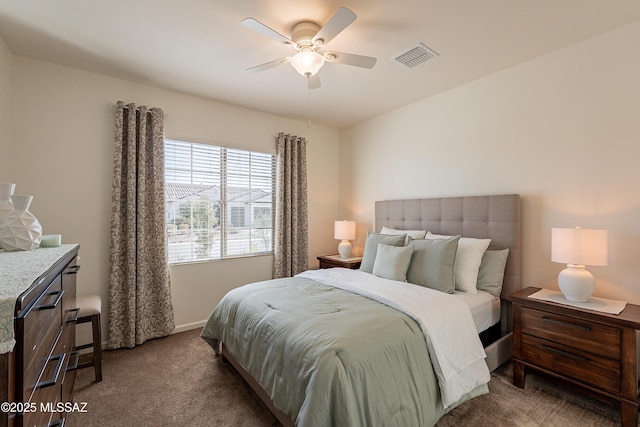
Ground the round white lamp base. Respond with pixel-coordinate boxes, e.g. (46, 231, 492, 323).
(558, 264, 595, 302)
(338, 240, 352, 259)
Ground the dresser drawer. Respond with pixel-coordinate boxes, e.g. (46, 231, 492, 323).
(21, 276, 64, 402)
(521, 306, 620, 359)
(521, 333, 620, 393)
(24, 332, 67, 427)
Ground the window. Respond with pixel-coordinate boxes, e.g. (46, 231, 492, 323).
(229, 206, 245, 228)
(164, 139, 274, 264)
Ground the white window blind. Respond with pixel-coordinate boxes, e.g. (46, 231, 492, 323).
(164, 139, 274, 264)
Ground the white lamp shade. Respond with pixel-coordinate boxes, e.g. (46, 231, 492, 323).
(551, 227, 608, 266)
(334, 220, 356, 240)
(291, 50, 325, 76)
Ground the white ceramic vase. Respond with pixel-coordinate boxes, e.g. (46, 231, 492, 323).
(0, 183, 15, 225)
(0, 195, 42, 251)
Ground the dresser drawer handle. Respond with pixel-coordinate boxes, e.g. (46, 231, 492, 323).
(37, 353, 66, 389)
(67, 350, 80, 371)
(49, 417, 66, 427)
(541, 316, 590, 331)
(65, 307, 80, 323)
(64, 265, 81, 275)
(36, 289, 65, 310)
(542, 344, 589, 362)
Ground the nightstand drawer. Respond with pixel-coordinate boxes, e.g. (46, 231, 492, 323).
(521, 307, 620, 359)
(521, 334, 620, 393)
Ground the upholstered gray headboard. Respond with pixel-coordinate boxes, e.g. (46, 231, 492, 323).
(375, 194, 521, 333)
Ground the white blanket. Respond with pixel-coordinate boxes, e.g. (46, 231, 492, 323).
(296, 268, 490, 408)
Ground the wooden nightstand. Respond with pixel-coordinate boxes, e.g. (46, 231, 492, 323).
(510, 287, 640, 427)
(317, 255, 362, 269)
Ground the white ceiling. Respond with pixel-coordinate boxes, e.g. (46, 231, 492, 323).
(1, 1, 639, 129)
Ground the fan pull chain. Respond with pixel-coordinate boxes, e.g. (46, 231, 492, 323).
(306, 84, 312, 128)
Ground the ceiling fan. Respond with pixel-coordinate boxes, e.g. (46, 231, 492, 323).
(241, 7, 377, 89)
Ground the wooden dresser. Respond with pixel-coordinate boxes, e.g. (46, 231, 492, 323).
(0, 245, 79, 427)
(510, 286, 640, 427)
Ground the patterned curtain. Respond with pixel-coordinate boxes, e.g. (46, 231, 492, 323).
(107, 101, 174, 349)
(273, 132, 308, 278)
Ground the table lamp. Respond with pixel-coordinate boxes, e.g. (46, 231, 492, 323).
(551, 226, 608, 302)
(334, 220, 356, 258)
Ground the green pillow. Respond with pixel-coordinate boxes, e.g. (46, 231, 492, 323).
(372, 243, 414, 282)
(476, 248, 510, 297)
(360, 231, 407, 273)
(406, 236, 460, 293)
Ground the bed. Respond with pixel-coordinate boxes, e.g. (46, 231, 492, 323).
(202, 194, 521, 426)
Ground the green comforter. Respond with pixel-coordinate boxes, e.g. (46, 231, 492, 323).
(201, 276, 486, 426)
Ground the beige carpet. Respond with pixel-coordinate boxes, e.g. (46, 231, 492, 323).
(68, 328, 625, 427)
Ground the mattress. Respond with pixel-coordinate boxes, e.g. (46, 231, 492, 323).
(453, 290, 501, 334)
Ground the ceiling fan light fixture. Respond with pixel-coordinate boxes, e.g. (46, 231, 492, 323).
(242, 7, 375, 87)
(291, 49, 325, 77)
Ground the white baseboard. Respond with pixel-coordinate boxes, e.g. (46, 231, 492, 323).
(172, 320, 207, 334)
(81, 320, 208, 352)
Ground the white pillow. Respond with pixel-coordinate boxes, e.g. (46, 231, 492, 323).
(425, 232, 491, 293)
(380, 226, 427, 245)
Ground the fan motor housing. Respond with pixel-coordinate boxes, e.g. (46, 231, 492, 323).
(292, 21, 321, 47)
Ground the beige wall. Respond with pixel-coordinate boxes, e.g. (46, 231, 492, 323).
(340, 21, 640, 304)
(7, 19, 640, 342)
(0, 36, 11, 181)
(9, 56, 340, 338)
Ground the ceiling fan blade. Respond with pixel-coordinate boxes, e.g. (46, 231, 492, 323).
(307, 74, 321, 90)
(312, 7, 356, 47)
(324, 52, 377, 69)
(241, 18, 294, 47)
(246, 57, 291, 74)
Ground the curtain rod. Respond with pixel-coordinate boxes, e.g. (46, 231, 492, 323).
(108, 102, 170, 118)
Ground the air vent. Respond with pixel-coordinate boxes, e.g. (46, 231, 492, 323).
(392, 43, 439, 69)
